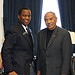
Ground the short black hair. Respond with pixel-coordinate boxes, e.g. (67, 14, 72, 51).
(18, 8, 31, 15)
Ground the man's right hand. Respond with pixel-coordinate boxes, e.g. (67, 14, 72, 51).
(9, 71, 18, 75)
(37, 70, 40, 75)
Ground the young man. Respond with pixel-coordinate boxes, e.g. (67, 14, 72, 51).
(1, 8, 34, 75)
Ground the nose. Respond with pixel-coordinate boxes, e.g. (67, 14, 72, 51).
(26, 16, 29, 19)
(47, 19, 51, 23)
(48, 19, 51, 23)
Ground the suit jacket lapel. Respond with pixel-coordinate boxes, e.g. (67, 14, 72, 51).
(17, 23, 33, 48)
(47, 27, 58, 49)
(44, 28, 47, 49)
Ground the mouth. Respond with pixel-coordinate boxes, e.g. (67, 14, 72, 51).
(46, 23, 53, 26)
(25, 20, 29, 23)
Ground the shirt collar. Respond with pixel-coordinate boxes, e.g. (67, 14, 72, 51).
(22, 24, 28, 32)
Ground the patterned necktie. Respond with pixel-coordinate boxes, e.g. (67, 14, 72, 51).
(26, 28, 33, 47)
(26, 28, 31, 35)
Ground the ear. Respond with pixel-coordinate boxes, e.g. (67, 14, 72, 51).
(55, 17, 57, 22)
(18, 14, 20, 19)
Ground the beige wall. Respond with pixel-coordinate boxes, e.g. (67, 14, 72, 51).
(0, 0, 3, 52)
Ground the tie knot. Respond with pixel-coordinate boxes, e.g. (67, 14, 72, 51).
(26, 28, 31, 34)
(26, 28, 29, 32)
(26, 27, 28, 30)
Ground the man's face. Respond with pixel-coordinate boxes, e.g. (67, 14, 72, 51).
(45, 13, 57, 30)
(18, 9, 31, 26)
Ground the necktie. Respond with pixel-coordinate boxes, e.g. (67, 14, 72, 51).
(26, 28, 33, 47)
(26, 28, 33, 40)
(26, 28, 31, 35)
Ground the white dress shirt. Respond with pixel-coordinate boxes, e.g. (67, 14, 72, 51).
(22, 24, 28, 32)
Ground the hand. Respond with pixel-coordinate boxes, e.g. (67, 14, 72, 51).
(37, 70, 40, 75)
(9, 71, 18, 75)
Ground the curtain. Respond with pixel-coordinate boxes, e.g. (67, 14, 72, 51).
(58, 0, 75, 52)
(3, 0, 43, 54)
(58, 0, 73, 31)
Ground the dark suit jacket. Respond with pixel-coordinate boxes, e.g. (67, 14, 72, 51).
(1, 22, 34, 75)
(37, 26, 72, 75)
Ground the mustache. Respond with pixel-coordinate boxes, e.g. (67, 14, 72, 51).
(46, 23, 53, 26)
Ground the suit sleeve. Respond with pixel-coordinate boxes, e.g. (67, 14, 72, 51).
(61, 31, 72, 75)
(1, 30, 17, 73)
(36, 32, 40, 71)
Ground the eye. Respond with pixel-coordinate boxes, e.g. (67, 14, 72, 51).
(45, 19, 48, 21)
(49, 18, 53, 20)
(23, 15, 27, 17)
(28, 15, 31, 17)
(23, 15, 31, 18)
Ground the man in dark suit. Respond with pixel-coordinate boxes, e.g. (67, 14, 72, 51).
(37, 12, 72, 75)
(1, 8, 34, 75)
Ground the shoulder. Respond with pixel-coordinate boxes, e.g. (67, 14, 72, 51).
(5, 24, 19, 37)
(57, 26, 69, 34)
(9, 24, 19, 31)
(56, 26, 70, 37)
(37, 28, 47, 35)
(6, 23, 21, 33)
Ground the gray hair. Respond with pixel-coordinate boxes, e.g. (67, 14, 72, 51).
(44, 11, 57, 20)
